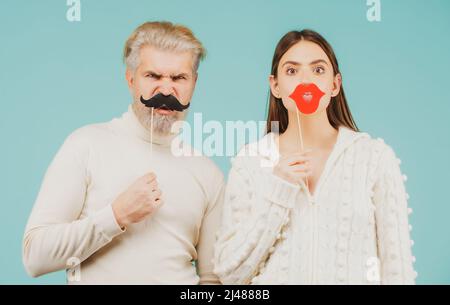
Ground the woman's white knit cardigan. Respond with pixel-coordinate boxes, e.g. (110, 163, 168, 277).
(213, 127, 416, 284)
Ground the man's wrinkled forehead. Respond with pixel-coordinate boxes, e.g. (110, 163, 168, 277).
(137, 45, 196, 76)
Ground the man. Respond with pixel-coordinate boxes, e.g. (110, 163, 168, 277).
(23, 21, 224, 284)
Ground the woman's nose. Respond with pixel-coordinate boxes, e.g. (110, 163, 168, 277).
(297, 69, 312, 84)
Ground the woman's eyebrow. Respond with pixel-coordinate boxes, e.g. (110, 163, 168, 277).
(309, 59, 329, 66)
(281, 59, 329, 67)
(281, 61, 301, 67)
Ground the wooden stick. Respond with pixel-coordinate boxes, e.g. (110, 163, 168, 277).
(150, 107, 154, 155)
(295, 108, 309, 190)
(145, 107, 155, 229)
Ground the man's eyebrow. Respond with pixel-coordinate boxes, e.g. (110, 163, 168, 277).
(170, 72, 189, 78)
(281, 59, 329, 67)
(143, 70, 162, 77)
(142, 71, 190, 78)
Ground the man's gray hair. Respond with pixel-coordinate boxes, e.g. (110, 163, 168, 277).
(123, 21, 206, 72)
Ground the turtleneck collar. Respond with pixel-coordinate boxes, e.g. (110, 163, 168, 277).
(119, 105, 179, 147)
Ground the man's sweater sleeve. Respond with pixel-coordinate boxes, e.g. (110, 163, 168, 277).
(22, 129, 124, 278)
(213, 156, 300, 284)
(196, 169, 225, 285)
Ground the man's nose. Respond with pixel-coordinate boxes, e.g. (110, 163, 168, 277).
(157, 84, 175, 96)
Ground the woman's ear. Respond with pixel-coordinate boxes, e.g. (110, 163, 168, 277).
(269, 75, 280, 98)
(331, 73, 342, 97)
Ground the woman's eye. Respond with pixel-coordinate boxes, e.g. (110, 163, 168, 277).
(313, 66, 325, 74)
(286, 68, 297, 75)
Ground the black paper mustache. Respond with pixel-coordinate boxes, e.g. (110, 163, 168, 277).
(140, 93, 190, 112)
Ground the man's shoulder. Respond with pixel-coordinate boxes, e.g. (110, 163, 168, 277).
(64, 120, 116, 147)
(189, 153, 224, 181)
(177, 144, 225, 188)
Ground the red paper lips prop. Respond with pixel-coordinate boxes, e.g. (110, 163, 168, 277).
(289, 83, 325, 114)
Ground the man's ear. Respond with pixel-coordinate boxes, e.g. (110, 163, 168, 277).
(269, 75, 280, 98)
(331, 73, 342, 97)
(194, 72, 198, 83)
(125, 69, 134, 90)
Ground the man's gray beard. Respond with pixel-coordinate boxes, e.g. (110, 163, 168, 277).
(142, 109, 184, 135)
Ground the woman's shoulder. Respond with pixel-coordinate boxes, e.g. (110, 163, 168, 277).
(349, 129, 403, 170)
(231, 133, 279, 170)
(341, 128, 405, 187)
(341, 126, 393, 154)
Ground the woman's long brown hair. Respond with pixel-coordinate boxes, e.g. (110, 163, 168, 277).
(266, 29, 358, 133)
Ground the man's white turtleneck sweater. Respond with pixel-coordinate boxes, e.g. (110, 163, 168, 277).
(23, 106, 225, 284)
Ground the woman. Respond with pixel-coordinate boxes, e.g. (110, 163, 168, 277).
(213, 30, 416, 284)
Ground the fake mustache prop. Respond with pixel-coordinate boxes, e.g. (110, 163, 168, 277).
(289, 83, 325, 115)
(140, 93, 190, 112)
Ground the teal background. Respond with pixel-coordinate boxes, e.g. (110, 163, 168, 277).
(1, 0, 449, 284)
